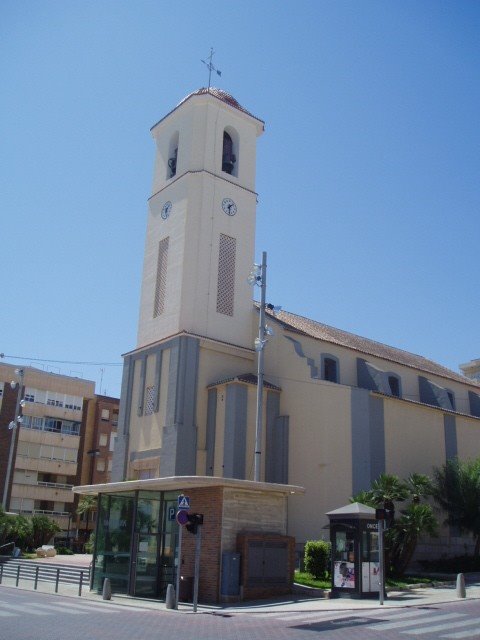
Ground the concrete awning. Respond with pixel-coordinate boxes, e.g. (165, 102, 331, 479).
(73, 475, 305, 496)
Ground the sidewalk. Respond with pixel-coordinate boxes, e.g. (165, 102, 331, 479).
(1, 556, 479, 615)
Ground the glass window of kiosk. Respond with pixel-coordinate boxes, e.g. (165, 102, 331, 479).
(362, 530, 379, 562)
(334, 530, 355, 563)
(333, 530, 356, 589)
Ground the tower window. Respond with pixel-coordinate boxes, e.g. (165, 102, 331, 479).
(167, 131, 179, 179)
(168, 147, 177, 178)
(153, 237, 169, 317)
(323, 357, 338, 383)
(222, 131, 236, 175)
(216, 234, 236, 316)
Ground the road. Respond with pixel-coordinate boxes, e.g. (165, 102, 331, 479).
(0, 586, 479, 640)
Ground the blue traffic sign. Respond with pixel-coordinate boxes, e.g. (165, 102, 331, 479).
(177, 494, 190, 510)
(168, 506, 176, 521)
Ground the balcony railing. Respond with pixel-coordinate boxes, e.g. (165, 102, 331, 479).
(37, 481, 74, 490)
(18, 509, 70, 517)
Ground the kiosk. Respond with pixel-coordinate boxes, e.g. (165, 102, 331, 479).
(326, 502, 381, 599)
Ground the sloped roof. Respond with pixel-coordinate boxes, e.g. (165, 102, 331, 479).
(264, 306, 478, 387)
(151, 87, 264, 131)
(207, 372, 281, 391)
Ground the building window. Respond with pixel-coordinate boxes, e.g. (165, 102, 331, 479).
(216, 234, 236, 316)
(96, 459, 106, 472)
(138, 469, 154, 480)
(101, 409, 110, 421)
(388, 375, 401, 398)
(99, 433, 108, 447)
(323, 357, 338, 383)
(112, 411, 119, 426)
(222, 130, 236, 175)
(107, 459, 112, 472)
(153, 237, 169, 317)
(447, 390, 456, 410)
(145, 386, 156, 416)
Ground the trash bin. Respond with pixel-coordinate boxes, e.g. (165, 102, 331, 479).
(179, 576, 193, 602)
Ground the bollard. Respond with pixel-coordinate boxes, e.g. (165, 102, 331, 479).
(456, 573, 466, 598)
(165, 584, 176, 609)
(102, 577, 112, 600)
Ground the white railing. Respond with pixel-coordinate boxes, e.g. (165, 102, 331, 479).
(37, 481, 74, 490)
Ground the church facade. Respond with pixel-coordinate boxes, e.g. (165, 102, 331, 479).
(112, 88, 480, 558)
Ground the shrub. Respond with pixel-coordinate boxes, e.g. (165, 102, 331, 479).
(56, 547, 74, 555)
(304, 540, 331, 579)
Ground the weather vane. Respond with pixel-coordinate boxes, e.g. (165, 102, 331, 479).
(201, 47, 222, 89)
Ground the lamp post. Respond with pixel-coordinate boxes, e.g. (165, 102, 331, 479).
(248, 253, 271, 482)
(2, 368, 24, 510)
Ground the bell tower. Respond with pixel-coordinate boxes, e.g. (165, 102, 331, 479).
(137, 88, 264, 351)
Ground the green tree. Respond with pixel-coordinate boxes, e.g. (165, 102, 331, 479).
(351, 472, 438, 576)
(30, 515, 61, 549)
(0, 508, 33, 552)
(76, 495, 98, 520)
(432, 457, 480, 557)
(389, 503, 438, 575)
(77, 495, 98, 547)
(405, 473, 433, 504)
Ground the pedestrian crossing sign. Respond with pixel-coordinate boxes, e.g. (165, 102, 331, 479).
(177, 494, 190, 510)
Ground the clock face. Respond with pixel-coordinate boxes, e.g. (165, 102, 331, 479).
(222, 198, 237, 216)
(161, 201, 172, 220)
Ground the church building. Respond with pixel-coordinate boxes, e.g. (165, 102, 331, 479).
(111, 87, 480, 562)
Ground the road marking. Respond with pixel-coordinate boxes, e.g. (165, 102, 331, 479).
(29, 603, 88, 615)
(442, 625, 480, 640)
(273, 611, 346, 622)
(403, 616, 480, 636)
(366, 612, 465, 630)
(0, 601, 50, 615)
(59, 601, 153, 613)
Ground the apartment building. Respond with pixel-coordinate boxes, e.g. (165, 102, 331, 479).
(0, 362, 95, 537)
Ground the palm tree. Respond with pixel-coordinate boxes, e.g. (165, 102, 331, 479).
(76, 495, 98, 545)
(405, 473, 433, 504)
(389, 503, 438, 575)
(370, 473, 410, 510)
(432, 457, 480, 557)
(351, 472, 438, 576)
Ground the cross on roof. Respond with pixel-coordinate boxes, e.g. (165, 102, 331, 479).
(201, 47, 222, 89)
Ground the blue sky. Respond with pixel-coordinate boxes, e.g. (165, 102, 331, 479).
(1, 1, 479, 397)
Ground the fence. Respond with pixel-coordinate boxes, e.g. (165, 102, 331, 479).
(0, 558, 90, 596)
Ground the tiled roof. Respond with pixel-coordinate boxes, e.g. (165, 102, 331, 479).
(207, 372, 281, 391)
(179, 88, 263, 123)
(151, 88, 264, 131)
(264, 306, 479, 387)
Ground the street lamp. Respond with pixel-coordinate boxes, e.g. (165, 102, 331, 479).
(2, 368, 25, 510)
(248, 252, 277, 482)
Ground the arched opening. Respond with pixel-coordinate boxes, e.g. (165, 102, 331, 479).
(222, 128, 238, 176)
(167, 131, 179, 179)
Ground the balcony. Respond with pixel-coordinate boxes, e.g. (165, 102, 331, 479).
(11, 482, 75, 503)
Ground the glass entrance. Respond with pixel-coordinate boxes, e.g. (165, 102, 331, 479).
(131, 491, 179, 599)
(133, 533, 160, 597)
